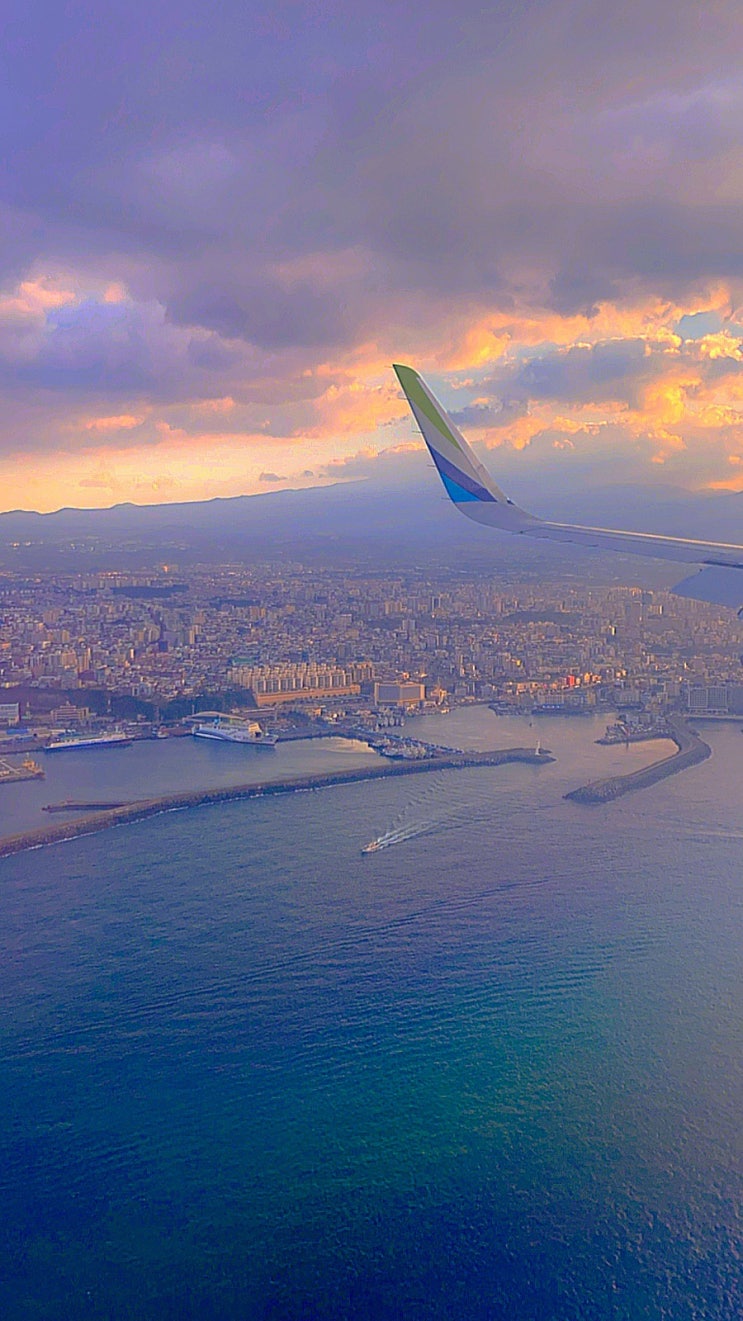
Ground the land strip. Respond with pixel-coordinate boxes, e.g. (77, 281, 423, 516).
(0, 747, 552, 861)
(565, 718, 711, 805)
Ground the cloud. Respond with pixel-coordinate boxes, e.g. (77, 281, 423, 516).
(83, 413, 146, 432)
(3, 1, 743, 508)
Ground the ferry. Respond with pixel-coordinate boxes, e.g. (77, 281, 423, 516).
(45, 731, 132, 753)
(191, 713, 277, 747)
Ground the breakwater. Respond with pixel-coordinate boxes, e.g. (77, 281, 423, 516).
(0, 746, 553, 861)
(565, 718, 711, 805)
(42, 800, 132, 813)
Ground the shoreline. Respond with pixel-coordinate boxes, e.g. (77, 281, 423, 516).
(0, 747, 551, 861)
(564, 717, 711, 805)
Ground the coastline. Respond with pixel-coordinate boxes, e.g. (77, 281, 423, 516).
(564, 717, 711, 805)
(0, 746, 551, 861)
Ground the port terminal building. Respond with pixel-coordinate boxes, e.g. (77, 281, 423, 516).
(686, 684, 743, 715)
(373, 681, 426, 708)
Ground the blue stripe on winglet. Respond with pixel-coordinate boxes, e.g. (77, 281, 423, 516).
(429, 445, 497, 503)
(440, 472, 481, 502)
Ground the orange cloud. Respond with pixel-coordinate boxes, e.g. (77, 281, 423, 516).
(430, 286, 731, 374)
(83, 414, 145, 432)
(306, 378, 405, 438)
(3, 265, 743, 510)
(436, 324, 510, 370)
(301, 298, 743, 492)
(0, 277, 76, 319)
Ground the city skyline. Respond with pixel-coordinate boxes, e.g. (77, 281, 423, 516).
(3, 558, 740, 710)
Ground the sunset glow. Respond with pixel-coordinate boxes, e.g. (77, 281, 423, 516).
(2, 4, 743, 512)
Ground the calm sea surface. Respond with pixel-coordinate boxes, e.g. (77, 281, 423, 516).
(0, 710, 741, 1319)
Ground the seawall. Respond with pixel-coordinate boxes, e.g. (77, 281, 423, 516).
(565, 718, 711, 805)
(0, 747, 552, 861)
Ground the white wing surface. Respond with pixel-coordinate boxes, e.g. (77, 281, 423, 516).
(393, 363, 743, 610)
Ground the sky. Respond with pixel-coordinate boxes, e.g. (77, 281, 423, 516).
(3, 0, 743, 513)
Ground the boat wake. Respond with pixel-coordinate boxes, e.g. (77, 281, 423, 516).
(687, 826, 743, 842)
(361, 773, 496, 855)
(362, 820, 438, 854)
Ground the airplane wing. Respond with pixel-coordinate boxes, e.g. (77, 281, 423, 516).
(393, 363, 743, 610)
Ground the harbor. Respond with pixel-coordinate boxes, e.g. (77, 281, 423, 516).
(565, 717, 711, 804)
(0, 707, 726, 850)
(0, 744, 553, 860)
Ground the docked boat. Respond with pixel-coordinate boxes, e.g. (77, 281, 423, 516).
(45, 731, 132, 753)
(0, 755, 45, 782)
(192, 714, 277, 747)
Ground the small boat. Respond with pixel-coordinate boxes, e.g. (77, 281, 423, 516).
(361, 840, 382, 855)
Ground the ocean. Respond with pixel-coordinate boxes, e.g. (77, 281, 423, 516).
(0, 710, 741, 1319)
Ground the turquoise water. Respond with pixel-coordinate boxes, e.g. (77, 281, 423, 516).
(1, 712, 741, 1318)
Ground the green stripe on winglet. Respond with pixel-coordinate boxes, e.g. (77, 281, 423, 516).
(393, 363, 463, 453)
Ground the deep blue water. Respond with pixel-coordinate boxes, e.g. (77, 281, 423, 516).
(1, 711, 741, 1319)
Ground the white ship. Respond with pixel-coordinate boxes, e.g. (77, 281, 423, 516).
(191, 713, 277, 747)
(45, 731, 132, 753)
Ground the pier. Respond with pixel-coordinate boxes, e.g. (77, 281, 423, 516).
(565, 717, 711, 805)
(0, 746, 553, 860)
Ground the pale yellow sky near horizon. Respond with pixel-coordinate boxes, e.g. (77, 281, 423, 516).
(2, 279, 743, 514)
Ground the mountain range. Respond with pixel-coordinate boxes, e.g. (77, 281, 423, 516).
(1, 479, 741, 578)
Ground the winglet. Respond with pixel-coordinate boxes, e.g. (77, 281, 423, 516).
(394, 364, 743, 606)
(393, 363, 534, 530)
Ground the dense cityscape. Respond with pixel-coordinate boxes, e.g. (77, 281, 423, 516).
(2, 561, 742, 745)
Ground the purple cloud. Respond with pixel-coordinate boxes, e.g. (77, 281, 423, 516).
(2, 0, 743, 503)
